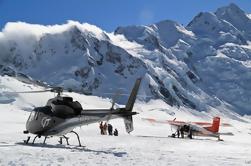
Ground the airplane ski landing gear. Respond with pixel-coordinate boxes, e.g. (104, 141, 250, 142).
(71, 131, 82, 147)
(217, 136, 224, 141)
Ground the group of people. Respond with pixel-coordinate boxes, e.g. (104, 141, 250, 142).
(99, 122, 118, 136)
(172, 125, 193, 139)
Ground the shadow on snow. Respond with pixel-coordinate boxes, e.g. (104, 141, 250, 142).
(15, 142, 127, 157)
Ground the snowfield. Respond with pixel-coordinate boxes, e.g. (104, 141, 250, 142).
(0, 76, 251, 166)
(1, 3, 251, 165)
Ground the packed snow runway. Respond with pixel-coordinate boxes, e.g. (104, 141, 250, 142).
(1, 109, 251, 166)
(0, 76, 251, 166)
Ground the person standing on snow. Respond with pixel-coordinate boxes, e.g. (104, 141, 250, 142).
(99, 121, 104, 135)
(176, 127, 180, 138)
(108, 124, 113, 135)
(180, 125, 184, 138)
(103, 122, 108, 135)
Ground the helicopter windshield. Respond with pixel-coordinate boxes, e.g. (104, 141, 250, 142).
(28, 111, 38, 121)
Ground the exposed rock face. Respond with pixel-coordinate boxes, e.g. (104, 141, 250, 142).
(0, 4, 251, 115)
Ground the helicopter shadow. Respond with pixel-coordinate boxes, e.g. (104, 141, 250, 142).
(15, 142, 127, 157)
(83, 147, 127, 157)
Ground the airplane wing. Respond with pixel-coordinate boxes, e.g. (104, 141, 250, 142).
(193, 122, 231, 127)
(142, 118, 212, 127)
(142, 118, 231, 127)
(141, 118, 186, 127)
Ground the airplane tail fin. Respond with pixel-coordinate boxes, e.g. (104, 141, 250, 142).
(123, 78, 142, 133)
(208, 117, 220, 133)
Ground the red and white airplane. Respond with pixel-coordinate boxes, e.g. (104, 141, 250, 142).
(142, 117, 233, 140)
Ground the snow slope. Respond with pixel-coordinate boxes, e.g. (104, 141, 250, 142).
(0, 76, 251, 166)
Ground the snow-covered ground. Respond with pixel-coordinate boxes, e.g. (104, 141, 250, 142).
(1, 76, 251, 166)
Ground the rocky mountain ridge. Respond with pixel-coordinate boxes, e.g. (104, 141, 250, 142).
(0, 3, 250, 115)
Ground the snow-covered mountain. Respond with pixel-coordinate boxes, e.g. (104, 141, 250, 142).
(0, 3, 251, 115)
(1, 74, 251, 166)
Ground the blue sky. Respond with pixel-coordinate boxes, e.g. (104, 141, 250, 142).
(0, 0, 250, 32)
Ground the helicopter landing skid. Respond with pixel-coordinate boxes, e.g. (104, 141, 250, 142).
(43, 136, 48, 144)
(23, 136, 31, 144)
(58, 135, 70, 145)
(71, 131, 82, 147)
(23, 132, 82, 147)
(32, 135, 41, 144)
(23, 135, 41, 144)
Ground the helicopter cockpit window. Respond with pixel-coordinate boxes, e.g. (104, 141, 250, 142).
(28, 111, 36, 121)
(35, 112, 39, 120)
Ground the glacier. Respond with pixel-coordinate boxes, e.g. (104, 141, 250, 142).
(0, 3, 251, 116)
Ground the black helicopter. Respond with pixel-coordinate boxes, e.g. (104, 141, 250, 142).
(21, 78, 142, 146)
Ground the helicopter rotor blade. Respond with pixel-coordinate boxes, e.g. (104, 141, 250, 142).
(110, 90, 122, 110)
(91, 92, 153, 98)
(4, 86, 74, 96)
(104, 90, 123, 123)
(14, 90, 52, 93)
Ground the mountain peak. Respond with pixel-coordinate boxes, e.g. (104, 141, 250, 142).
(215, 3, 246, 18)
(186, 12, 224, 37)
(215, 3, 251, 38)
(226, 3, 242, 11)
(154, 19, 179, 27)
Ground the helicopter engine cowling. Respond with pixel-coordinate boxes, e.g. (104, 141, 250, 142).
(50, 98, 82, 118)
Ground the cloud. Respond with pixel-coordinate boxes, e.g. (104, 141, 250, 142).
(139, 9, 155, 25)
(0, 21, 105, 63)
(0, 20, 105, 41)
